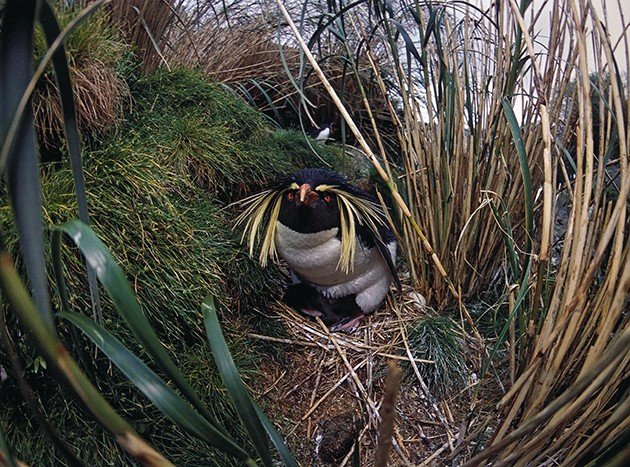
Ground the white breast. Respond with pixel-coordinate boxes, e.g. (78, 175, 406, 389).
(275, 222, 396, 313)
(275, 223, 345, 285)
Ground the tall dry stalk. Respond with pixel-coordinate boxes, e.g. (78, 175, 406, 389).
(277, 0, 629, 463)
(107, 0, 180, 72)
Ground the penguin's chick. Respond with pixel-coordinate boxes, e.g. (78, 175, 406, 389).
(274, 168, 399, 332)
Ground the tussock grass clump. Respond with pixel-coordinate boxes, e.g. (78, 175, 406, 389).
(407, 315, 467, 397)
(0, 350, 250, 466)
(127, 68, 351, 199)
(1, 65, 350, 462)
(263, 129, 357, 175)
(32, 3, 131, 148)
(0, 134, 265, 462)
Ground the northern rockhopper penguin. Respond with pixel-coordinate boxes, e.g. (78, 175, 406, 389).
(235, 168, 400, 332)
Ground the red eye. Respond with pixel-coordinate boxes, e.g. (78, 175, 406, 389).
(324, 194, 333, 203)
(287, 192, 295, 201)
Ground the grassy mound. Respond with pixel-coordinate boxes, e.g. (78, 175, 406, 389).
(0, 67, 353, 464)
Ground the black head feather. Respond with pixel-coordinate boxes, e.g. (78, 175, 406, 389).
(277, 169, 346, 233)
(282, 168, 348, 189)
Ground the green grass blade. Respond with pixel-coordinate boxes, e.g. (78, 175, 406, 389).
(233, 81, 257, 106)
(38, 0, 103, 322)
(0, 245, 171, 465)
(248, 79, 282, 126)
(477, 258, 533, 388)
(306, 0, 368, 51)
(51, 220, 231, 438)
(58, 310, 254, 462)
(37, 0, 92, 225)
(202, 296, 273, 466)
(51, 230, 71, 313)
(489, 200, 521, 280)
(502, 98, 533, 255)
(391, 18, 424, 69)
(277, 30, 314, 109)
(252, 403, 298, 467)
(0, 0, 54, 333)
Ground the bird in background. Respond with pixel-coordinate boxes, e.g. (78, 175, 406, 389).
(308, 123, 333, 144)
(235, 168, 400, 333)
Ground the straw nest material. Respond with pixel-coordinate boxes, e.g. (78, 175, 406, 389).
(249, 284, 482, 465)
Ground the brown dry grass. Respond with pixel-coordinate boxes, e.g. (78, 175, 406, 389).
(33, 58, 130, 147)
(272, 0, 630, 465)
(108, 0, 387, 131)
(32, 4, 130, 147)
(107, 0, 174, 72)
(252, 293, 464, 466)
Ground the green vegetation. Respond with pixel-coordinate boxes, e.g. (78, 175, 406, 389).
(407, 315, 467, 397)
(1, 24, 350, 463)
(1, 0, 628, 465)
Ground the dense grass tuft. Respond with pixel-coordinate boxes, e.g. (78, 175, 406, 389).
(407, 315, 467, 397)
(32, 3, 131, 149)
(126, 68, 353, 199)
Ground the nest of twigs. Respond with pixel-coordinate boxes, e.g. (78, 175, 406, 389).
(249, 285, 487, 465)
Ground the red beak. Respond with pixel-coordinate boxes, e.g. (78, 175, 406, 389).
(297, 183, 319, 207)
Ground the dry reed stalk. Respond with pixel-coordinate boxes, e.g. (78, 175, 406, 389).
(315, 318, 380, 420)
(508, 289, 516, 385)
(470, 2, 627, 463)
(374, 361, 402, 467)
(271, 0, 627, 464)
(107, 0, 179, 72)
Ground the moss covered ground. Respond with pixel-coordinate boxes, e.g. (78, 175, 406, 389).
(0, 68, 354, 464)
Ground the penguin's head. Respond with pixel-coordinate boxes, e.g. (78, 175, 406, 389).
(234, 168, 388, 271)
(277, 168, 347, 234)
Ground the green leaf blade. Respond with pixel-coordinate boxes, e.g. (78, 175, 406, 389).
(502, 98, 533, 255)
(202, 296, 273, 466)
(252, 403, 298, 467)
(38, 0, 103, 322)
(59, 311, 253, 461)
(52, 220, 249, 460)
(0, 0, 55, 333)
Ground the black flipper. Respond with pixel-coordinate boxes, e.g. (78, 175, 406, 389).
(356, 223, 402, 292)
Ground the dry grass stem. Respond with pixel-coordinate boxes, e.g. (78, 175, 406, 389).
(266, 0, 628, 464)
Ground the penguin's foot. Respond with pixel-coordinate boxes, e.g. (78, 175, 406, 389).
(330, 315, 364, 334)
(300, 308, 323, 318)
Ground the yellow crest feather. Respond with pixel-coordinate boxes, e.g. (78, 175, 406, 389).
(233, 188, 286, 265)
(234, 183, 387, 273)
(316, 184, 387, 273)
